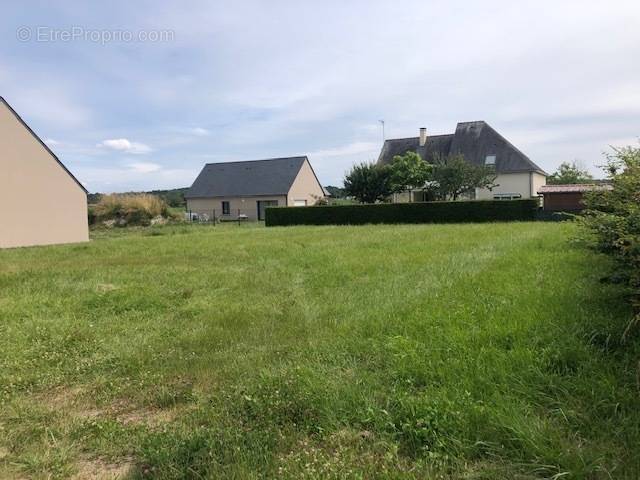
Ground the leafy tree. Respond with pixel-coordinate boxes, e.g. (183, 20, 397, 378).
(431, 154, 498, 200)
(548, 161, 593, 184)
(579, 145, 640, 338)
(389, 152, 431, 201)
(324, 185, 346, 198)
(343, 162, 392, 204)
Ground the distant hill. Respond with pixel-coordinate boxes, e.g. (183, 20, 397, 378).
(88, 187, 189, 208)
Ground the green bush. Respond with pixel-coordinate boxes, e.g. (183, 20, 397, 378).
(265, 199, 538, 226)
(578, 145, 640, 336)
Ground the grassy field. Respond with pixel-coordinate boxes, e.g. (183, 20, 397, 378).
(0, 222, 638, 479)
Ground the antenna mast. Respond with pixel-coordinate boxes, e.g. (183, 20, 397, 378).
(378, 119, 385, 143)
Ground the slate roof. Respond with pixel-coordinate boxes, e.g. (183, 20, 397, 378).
(0, 96, 87, 193)
(538, 184, 613, 194)
(185, 156, 309, 198)
(377, 121, 546, 175)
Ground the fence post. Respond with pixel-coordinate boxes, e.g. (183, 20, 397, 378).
(189, 210, 192, 223)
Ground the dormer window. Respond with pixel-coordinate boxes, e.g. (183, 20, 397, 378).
(485, 155, 496, 166)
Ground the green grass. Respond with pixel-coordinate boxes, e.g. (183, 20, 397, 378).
(0, 222, 638, 479)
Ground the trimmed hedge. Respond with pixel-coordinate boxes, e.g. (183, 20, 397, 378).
(265, 199, 539, 226)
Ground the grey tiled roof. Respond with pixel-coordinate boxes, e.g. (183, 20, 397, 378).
(185, 156, 308, 198)
(377, 121, 546, 175)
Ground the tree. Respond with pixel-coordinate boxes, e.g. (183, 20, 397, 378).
(548, 161, 593, 184)
(431, 154, 498, 200)
(389, 152, 431, 201)
(578, 145, 640, 339)
(324, 185, 346, 198)
(343, 162, 392, 204)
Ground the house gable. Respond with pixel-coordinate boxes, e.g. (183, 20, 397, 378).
(0, 97, 88, 248)
(287, 158, 325, 205)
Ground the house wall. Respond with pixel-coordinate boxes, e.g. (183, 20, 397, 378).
(476, 172, 546, 200)
(531, 172, 546, 200)
(0, 101, 88, 249)
(391, 171, 546, 203)
(393, 191, 426, 203)
(286, 159, 325, 206)
(187, 195, 287, 220)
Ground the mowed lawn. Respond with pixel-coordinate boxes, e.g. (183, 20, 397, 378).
(0, 222, 638, 479)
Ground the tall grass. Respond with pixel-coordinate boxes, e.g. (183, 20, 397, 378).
(0, 222, 638, 479)
(92, 193, 171, 226)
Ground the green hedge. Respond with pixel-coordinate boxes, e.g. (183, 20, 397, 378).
(265, 199, 539, 226)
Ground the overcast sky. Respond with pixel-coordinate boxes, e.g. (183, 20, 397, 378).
(2, 1, 639, 192)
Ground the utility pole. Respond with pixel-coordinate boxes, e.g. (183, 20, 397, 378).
(378, 119, 385, 143)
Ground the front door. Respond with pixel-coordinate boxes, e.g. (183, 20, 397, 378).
(257, 200, 278, 220)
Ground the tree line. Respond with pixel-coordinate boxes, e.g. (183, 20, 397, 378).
(339, 154, 599, 204)
(342, 152, 498, 203)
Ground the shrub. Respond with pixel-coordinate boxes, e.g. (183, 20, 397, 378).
(87, 206, 97, 225)
(389, 152, 431, 197)
(578, 145, 640, 337)
(430, 153, 498, 200)
(343, 162, 393, 203)
(93, 193, 170, 226)
(265, 199, 538, 226)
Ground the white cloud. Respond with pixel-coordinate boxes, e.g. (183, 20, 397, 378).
(127, 162, 162, 173)
(3, 0, 639, 190)
(98, 138, 152, 154)
(190, 127, 210, 136)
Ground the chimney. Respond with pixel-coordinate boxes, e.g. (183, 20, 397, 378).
(419, 127, 427, 147)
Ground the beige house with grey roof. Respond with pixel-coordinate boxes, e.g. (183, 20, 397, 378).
(185, 156, 325, 220)
(0, 97, 89, 249)
(378, 121, 547, 202)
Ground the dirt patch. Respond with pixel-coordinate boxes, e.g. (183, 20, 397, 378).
(117, 407, 180, 427)
(34, 386, 102, 419)
(32, 386, 184, 428)
(73, 456, 135, 480)
(96, 283, 118, 293)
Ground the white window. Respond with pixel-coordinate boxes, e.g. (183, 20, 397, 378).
(293, 200, 307, 207)
(493, 193, 522, 200)
(485, 155, 496, 166)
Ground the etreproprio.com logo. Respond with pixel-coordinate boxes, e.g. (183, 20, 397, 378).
(16, 26, 175, 44)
